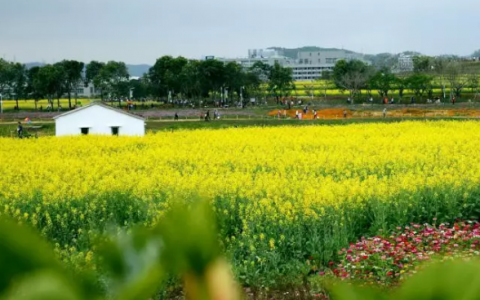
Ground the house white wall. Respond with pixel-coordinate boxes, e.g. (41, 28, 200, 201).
(55, 104, 145, 137)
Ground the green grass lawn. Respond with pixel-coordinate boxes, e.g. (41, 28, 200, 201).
(2, 117, 478, 138)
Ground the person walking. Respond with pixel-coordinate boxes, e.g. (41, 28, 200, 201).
(205, 110, 210, 122)
(343, 110, 347, 119)
(452, 97, 456, 105)
(174, 112, 179, 121)
(383, 108, 387, 118)
(17, 122, 23, 138)
(295, 110, 299, 119)
(313, 110, 318, 119)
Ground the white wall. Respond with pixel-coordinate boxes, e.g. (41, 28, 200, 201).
(55, 105, 145, 137)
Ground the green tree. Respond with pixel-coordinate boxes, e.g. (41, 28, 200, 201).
(224, 62, 244, 104)
(333, 60, 373, 103)
(179, 60, 203, 106)
(0, 59, 12, 100)
(148, 56, 188, 101)
(242, 71, 261, 107)
(8, 63, 27, 110)
(412, 56, 433, 73)
(445, 61, 469, 98)
(59, 60, 85, 108)
(250, 61, 271, 82)
(129, 77, 149, 99)
(268, 62, 294, 102)
(395, 76, 407, 100)
(369, 69, 397, 98)
(405, 73, 433, 100)
(94, 61, 130, 105)
(52, 62, 67, 108)
(467, 71, 479, 100)
(86, 61, 105, 98)
(198, 59, 226, 103)
(36, 64, 64, 110)
(26, 66, 43, 110)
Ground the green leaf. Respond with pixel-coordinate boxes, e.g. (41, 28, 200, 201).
(395, 260, 480, 300)
(2, 271, 81, 300)
(0, 219, 61, 294)
(330, 283, 387, 300)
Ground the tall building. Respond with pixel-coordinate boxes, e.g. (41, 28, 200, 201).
(393, 54, 414, 73)
(215, 49, 367, 81)
(293, 50, 366, 81)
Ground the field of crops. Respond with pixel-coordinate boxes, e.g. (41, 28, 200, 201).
(1, 99, 93, 110)
(1, 121, 480, 289)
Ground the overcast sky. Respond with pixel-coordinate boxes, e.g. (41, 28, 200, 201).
(1, 0, 479, 64)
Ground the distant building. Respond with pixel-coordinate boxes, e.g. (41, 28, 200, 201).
(393, 54, 414, 73)
(75, 82, 99, 98)
(74, 77, 139, 98)
(53, 102, 145, 137)
(248, 49, 282, 59)
(293, 50, 366, 81)
(216, 49, 367, 81)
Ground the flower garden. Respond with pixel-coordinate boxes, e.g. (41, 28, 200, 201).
(1, 120, 480, 292)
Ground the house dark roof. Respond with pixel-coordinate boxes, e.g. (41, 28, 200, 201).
(52, 102, 146, 121)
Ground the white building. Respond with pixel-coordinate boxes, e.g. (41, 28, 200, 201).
(215, 49, 368, 81)
(248, 49, 281, 59)
(293, 50, 367, 81)
(393, 54, 414, 73)
(53, 102, 145, 137)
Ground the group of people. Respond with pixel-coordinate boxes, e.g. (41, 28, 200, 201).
(200, 109, 221, 122)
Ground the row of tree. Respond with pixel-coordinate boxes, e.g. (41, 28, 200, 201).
(144, 57, 294, 106)
(1, 54, 479, 110)
(0, 57, 295, 110)
(330, 58, 480, 103)
(0, 58, 131, 110)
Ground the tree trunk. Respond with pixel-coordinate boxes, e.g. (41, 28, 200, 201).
(68, 91, 72, 109)
(35, 99, 38, 111)
(15, 97, 19, 111)
(57, 97, 60, 110)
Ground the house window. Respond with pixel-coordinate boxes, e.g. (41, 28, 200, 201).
(111, 127, 120, 136)
(80, 128, 89, 135)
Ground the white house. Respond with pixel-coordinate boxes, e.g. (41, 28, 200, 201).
(53, 102, 145, 137)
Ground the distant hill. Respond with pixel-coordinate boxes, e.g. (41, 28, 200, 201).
(24, 62, 151, 77)
(127, 64, 151, 77)
(267, 46, 356, 59)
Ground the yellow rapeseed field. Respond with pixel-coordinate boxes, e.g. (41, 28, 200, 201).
(1, 121, 480, 282)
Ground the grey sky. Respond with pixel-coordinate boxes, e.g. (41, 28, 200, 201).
(1, 0, 479, 64)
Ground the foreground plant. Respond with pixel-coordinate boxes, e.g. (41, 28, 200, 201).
(0, 201, 240, 300)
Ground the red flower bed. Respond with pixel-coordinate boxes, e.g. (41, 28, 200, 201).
(320, 221, 480, 286)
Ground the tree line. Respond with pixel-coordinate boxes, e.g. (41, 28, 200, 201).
(331, 56, 480, 103)
(1, 54, 479, 111)
(0, 57, 294, 110)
